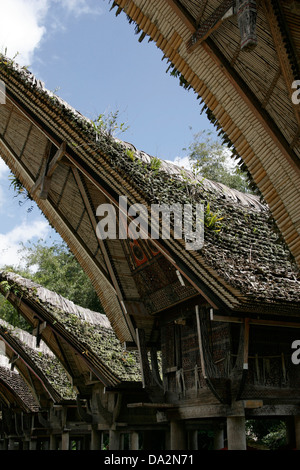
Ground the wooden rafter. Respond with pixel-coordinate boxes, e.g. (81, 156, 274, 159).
(261, 68, 281, 108)
(187, 0, 234, 52)
(165, 0, 196, 32)
(31, 141, 66, 200)
(263, 0, 300, 128)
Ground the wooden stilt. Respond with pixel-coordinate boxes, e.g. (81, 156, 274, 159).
(226, 416, 247, 450)
(109, 429, 120, 450)
(170, 420, 186, 450)
(91, 428, 101, 450)
(131, 432, 139, 450)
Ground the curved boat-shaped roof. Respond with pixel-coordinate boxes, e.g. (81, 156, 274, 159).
(0, 272, 142, 389)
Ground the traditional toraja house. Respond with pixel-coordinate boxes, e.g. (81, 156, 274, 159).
(108, 0, 300, 270)
(0, 18, 300, 449)
(0, 320, 76, 450)
(0, 273, 161, 450)
(0, 354, 40, 450)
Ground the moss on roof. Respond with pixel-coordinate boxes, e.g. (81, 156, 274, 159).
(0, 273, 142, 382)
(0, 319, 76, 400)
(0, 363, 39, 412)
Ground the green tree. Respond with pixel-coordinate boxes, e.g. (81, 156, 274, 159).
(19, 239, 103, 312)
(0, 239, 104, 330)
(184, 129, 252, 193)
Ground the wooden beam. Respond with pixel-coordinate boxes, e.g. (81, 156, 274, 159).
(262, 0, 300, 127)
(187, 0, 234, 53)
(47, 141, 66, 177)
(212, 313, 300, 328)
(243, 318, 250, 370)
(127, 402, 176, 409)
(31, 141, 66, 200)
(195, 305, 206, 379)
(243, 400, 263, 409)
(135, 328, 152, 388)
(39, 141, 66, 199)
(165, 0, 196, 32)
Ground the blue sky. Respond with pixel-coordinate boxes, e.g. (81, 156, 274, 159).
(0, 0, 215, 268)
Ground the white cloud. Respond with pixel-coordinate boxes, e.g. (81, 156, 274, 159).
(165, 156, 193, 172)
(0, 0, 49, 65)
(56, 0, 103, 17)
(0, 0, 103, 66)
(0, 158, 9, 180)
(0, 219, 49, 268)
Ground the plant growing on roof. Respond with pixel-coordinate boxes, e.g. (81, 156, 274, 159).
(125, 148, 135, 161)
(204, 202, 224, 232)
(150, 156, 162, 171)
(91, 109, 129, 142)
(9, 173, 34, 212)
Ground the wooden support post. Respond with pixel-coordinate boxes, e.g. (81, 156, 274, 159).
(130, 432, 139, 450)
(136, 328, 152, 388)
(49, 434, 56, 450)
(170, 420, 186, 450)
(187, 0, 234, 52)
(195, 305, 206, 379)
(61, 432, 70, 451)
(109, 429, 120, 450)
(226, 416, 247, 450)
(29, 439, 37, 450)
(31, 141, 66, 200)
(8, 437, 15, 450)
(91, 428, 101, 450)
(214, 426, 225, 450)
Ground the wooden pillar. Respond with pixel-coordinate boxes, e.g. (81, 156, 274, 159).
(294, 416, 300, 450)
(8, 438, 15, 450)
(170, 420, 186, 450)
(226, 416, 247, 450)
(214, 426, 225, 449)
(131, 432, 139, 450)
(91, 428, 101, 450)
(109, 429, 120, 450)
(2, 438, 8, 450)
(49, 434, 56, 450)
(61, 432, 70, 450)
(29, 439, 37, 450)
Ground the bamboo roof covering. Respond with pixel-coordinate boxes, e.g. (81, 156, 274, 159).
(0, 50, 299, 347)
(0, 355, 39, 412)
(0, 272, 142, 391)
(0, 318, 74, 406)
(109, 0, 300, 270)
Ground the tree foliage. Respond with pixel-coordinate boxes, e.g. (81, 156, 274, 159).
(0, 239, 104, 330)
(185, 129, 252, 193)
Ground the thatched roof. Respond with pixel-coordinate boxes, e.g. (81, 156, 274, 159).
(0, 355, 39, 412)
(0, 272, 142, 389)
(109, 0, 300, 271)
(0, 318, 75, 404)
(0, 49, 299, 346)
